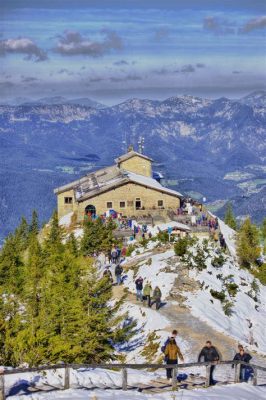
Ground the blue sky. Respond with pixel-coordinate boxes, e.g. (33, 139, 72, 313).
(0, 0, 265, 104)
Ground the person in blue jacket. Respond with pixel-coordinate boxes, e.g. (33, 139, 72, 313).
(232, 345, 252, 382)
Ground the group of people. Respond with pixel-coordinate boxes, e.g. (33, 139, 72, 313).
(102, 262, 124, 285)
(162, 332, 253, 385)
(135, 277, 162, 310)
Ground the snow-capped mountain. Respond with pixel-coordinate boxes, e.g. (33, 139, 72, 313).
(0, 91, 265, 241)
(240, 91, 266, 108)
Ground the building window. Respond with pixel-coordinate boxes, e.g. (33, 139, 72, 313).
(120, 201, 126, 208)
(64, 197, 73, 204)
(158, 200, 164, 207)
(135, 198, 142, 209)
(106, 201, 113, 209)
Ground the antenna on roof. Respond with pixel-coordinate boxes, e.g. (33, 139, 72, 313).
(122, 132, 127, 154)
(138, 136, 145, 154)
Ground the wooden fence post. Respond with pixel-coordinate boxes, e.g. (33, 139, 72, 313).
(172, 366, 178, 390)
(0, 374, 5, 400)
(253, 367, 257, 386)
(64, 366, 70, 390)
(205, 364, 211, 387)
(122, 368, 127, 391)
(234, 363, 240, 383)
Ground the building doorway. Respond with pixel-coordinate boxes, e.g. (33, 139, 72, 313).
(135, 198, 142, 210)
(85, 204, 96, 217)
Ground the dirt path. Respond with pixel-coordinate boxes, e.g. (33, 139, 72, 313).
(112, 247, 266, 367)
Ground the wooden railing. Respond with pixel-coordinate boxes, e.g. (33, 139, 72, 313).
(1, 361, 266, 399)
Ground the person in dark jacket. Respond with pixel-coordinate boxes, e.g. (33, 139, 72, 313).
(135, 277, 143, 301)
(103, 267, 113, 283)
(152, 286, 162, 310)
(232, 345, 252, 382)
(115, 264, 123, 285)
(164, 337, 184, 380)
(198, 341, 220, 385)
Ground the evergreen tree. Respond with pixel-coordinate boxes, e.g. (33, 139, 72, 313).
(14, 217, 29, 251)
(262, 218, 266, 239)
(224, 203, 237, 230)
(66, 232, 79, 257)
(0, 210, 135, 366)
(29, 210, 39, 236)
(0, 234, 25, 293)
(261, 218, 266, 253)
(81, 217, 115, 256)
(237, 218, 260, 268)
(44, 210, 64, 254)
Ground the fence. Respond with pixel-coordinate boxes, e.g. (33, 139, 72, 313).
(1, 360, 266, 399)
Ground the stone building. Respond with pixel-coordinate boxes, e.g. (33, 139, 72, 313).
(54, 150, 183, 221)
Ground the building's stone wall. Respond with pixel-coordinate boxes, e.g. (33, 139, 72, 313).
(119, 156, 152, 177)
(75, 182, 180, 221)
(57, 189, 78, 219)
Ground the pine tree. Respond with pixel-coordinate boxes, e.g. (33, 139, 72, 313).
(0, 210, 136, 366)
(0, 234, 25, 293)
(29, 210, 39, 236)
(14, 217, 29, 251)
(44, 210, 64, 254)
(224, 203, 237, 230)
(81, 217, 115, 256)
(261, 218, 266, 239)
(237, 218, 260, 268)
(66, 232, 79, 256)
(261, 218, 266, 253)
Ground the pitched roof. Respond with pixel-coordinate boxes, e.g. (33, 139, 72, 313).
(54, 152, 183, 201)
(67, 169, 183, 202)
(115, 151, 153, 164)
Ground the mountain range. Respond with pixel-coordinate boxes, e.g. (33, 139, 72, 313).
(0, 91, 265, 242)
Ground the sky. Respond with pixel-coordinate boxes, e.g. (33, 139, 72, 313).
(0, 0, 266, 105)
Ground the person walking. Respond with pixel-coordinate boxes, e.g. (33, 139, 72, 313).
(161, 330, 178, 355)
(135, 276, 144, 301)
(164, 336, 184, 380)
(198, 341, 220, 385)
(232, 345, 252, 382)
(114, 263, 123, 285)
(152, 286, 162, 310)
(102, 266, 113, 283)
(143, 281, 152, 307)
(111, 246, 118, 264)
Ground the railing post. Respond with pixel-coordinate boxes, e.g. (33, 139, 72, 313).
(0, 374, 5, 400)
(64, 365, 70, 390)
(234, 362, 240, 383)
(172, 366, 178, 390)
(253, 367, 257, 386)
(205, 364, 211, 387)
(122, 368, 127, 391)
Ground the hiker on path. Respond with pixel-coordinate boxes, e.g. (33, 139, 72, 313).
(164, 335, 184, 380)
(219, 234, 226, 249)
(232, 345, 252, 382)
(152, 286, 162, 310)
(135, 276, 144, 301)
(161, 330, 178, 357)
(111, 246, 118, 264)
(115, 263, 123, 285)
(198, 341, 220, 385)
(213, 230, 219, 243)
(103, 266, 113, 283)
(143, 281, 152, 307)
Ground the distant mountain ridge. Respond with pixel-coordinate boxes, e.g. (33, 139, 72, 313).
(2, 96, 106, 109)
(0, 90, 265, 242)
